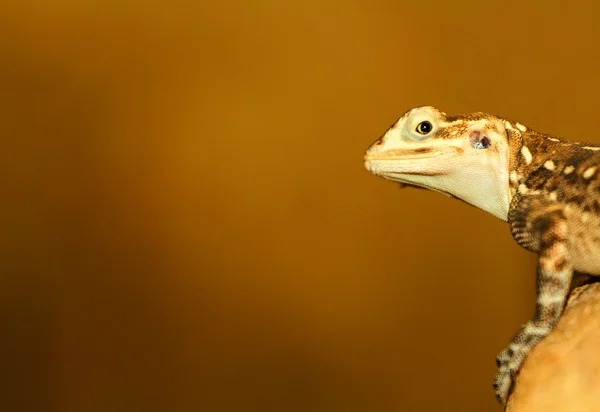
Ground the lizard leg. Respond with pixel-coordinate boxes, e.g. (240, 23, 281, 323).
(494, 211, 573, 405)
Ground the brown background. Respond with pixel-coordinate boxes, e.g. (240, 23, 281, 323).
(2, 1, 599, 411)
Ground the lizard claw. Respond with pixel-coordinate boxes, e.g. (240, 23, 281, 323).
(493, 363, 513, 405)
(493, 321, 550, 405)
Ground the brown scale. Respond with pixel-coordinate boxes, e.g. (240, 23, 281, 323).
(498, 126, 600, 404)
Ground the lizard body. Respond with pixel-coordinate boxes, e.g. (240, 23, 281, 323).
(363, 106, 600, 405)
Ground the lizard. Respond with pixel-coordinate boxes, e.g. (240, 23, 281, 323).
(363, 106, 600, 405)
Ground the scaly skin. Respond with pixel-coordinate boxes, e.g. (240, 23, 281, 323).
(364, 106, 600, 405)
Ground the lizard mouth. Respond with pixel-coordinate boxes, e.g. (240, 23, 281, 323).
(364, 147, 457, 177)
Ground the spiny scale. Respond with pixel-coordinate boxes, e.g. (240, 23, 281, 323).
(364, 106, 600, 405)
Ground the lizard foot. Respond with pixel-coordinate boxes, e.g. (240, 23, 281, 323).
(493, 321, 552, 404)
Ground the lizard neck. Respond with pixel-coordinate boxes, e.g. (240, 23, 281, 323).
(506, 122, 600, 202)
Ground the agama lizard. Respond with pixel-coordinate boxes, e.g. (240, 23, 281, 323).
(363, 106, 600, 405)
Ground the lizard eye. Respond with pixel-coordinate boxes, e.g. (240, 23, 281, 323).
(415, 121, 433, 135)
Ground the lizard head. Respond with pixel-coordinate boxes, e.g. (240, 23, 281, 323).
(364, 106, 512, 221)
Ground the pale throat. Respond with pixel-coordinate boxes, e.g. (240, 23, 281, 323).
(371, 144, 512, 221)
(445, 150, 511, 221)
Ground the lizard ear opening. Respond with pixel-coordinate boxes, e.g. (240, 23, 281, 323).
(469, 130, 491, 149)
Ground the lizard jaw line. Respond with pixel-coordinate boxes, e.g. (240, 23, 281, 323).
(364, 150, 455, 176)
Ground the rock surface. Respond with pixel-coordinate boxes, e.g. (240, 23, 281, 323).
(507, 282, 600, 411)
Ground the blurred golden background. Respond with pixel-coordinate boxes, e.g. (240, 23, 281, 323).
(2, 1, 600, 411)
